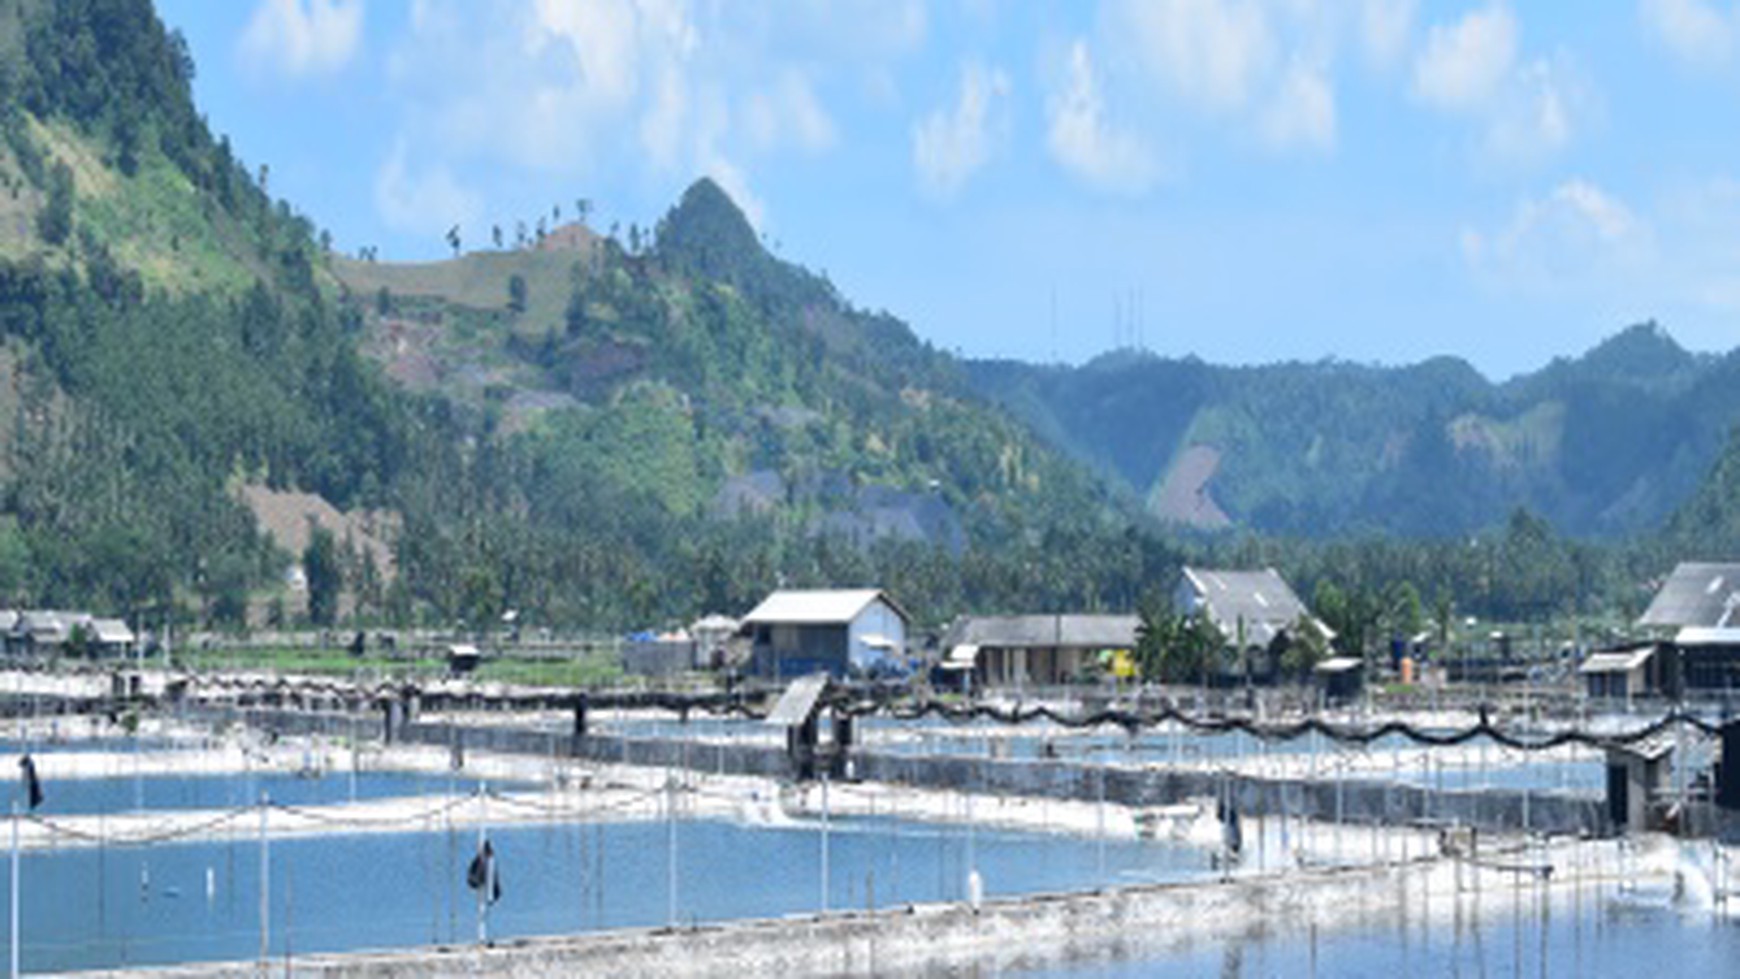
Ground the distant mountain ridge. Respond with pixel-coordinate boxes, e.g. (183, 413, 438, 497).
(968, 323, 1740, 537)
(5, 0, 1740, 634)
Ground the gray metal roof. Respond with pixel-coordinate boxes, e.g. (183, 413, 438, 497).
(945, 614, 1140, 651)
(1638, 562, 1740, 629)
(765, 673, 830, 726)
(1579, 644, 1658, 674)
(1181, 567, 1314, 647)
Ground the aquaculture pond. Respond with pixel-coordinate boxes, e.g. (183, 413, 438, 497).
(4, 813, 1217, 973)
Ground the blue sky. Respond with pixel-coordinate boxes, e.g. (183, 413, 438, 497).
(152, 1, 1740, 378)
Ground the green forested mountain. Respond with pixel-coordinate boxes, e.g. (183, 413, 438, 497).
(0, 0, 1736, 642)
(969, 323, 1740, 538)
(0, 0, 1174, 631)
(332, 177, 1167, 628)
(1662, 428, 1740, 559)
(0, 0, 429, 619)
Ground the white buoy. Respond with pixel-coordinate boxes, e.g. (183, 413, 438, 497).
(967, 869, 983, 912)
(205, 866, 215, 903)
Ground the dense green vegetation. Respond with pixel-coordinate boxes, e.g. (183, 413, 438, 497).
(0, 0, 1731, 666)
(370, 177, 1161, 630)
(1661, 427, 1740, 558)
(0, 0, 428, 617)
(971, 324, 1740, 539)
(0, 0, 1168, 635)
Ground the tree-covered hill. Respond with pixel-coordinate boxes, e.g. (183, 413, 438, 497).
(0, 0, 422, 619)
(1662, 427, 1740, 559)
(969, 323, 1740, 539)
(332, 176, 1164, 628)
(0, 0, 1172, 631)
(3, 0, 1739, 642)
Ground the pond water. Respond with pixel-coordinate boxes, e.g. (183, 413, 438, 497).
(5, 814, 1214, 973)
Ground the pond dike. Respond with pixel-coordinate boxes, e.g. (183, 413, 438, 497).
(186, 703, 1614, 837)
(60, 856, 1496, 979)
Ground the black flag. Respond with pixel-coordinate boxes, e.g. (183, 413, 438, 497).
(18, 755, 42, 811)
(1217, 793, 1242, 858)
(467, 839, 501, 905)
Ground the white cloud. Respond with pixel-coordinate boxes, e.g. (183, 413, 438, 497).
(1462, 180, 1653, 292)
(238, 0, 363, 78)
(376, 0, 927, 235)
(1464, 173, 1740, 339)
(1482, 57, 1585, 166)
(374, 141, 483, 237)
(1651, 176, 1740, 313)
(1359, 0, 1417, 66)
(1113, 0, 1277, 111)
(640, 62, 690, 170)
(1410, 6, 1592, 167)
(745, 71, 837, 156)
(526, 0, 650, 107)
(912, 61, 1011, 198)
(1045, 41, 1158, 194)
(1412, 4, 1517, 110)
(1078, 2, 1383, 163)
(1640, 0, 1737, 68)
(1260, 58, 1335, 151)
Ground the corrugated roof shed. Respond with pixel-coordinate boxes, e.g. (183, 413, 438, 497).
(1638, 562, 1740, 629)
(1579, 644, 1658, 674)
(1181, 567, 1317, 647)
(946, 615, 1139, 650)
(742, 589, 905, 626)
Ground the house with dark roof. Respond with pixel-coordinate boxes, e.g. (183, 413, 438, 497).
(740, 589, 909, 679)
(1638, 562, 1740, 694)
(942, 614, 1139, 689)
(1174, 567, 1328, 683)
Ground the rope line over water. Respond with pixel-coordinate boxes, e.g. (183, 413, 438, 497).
(15, 785, 631, 848)
(830, 701, 1724, 752)
(171, 671, 1728, 754)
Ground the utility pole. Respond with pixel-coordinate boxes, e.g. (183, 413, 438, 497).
(10, 801, 19, 979)
(477, 787, 488, 946)
(819, 773, 830, 914)
(258, 792, 269, 966)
